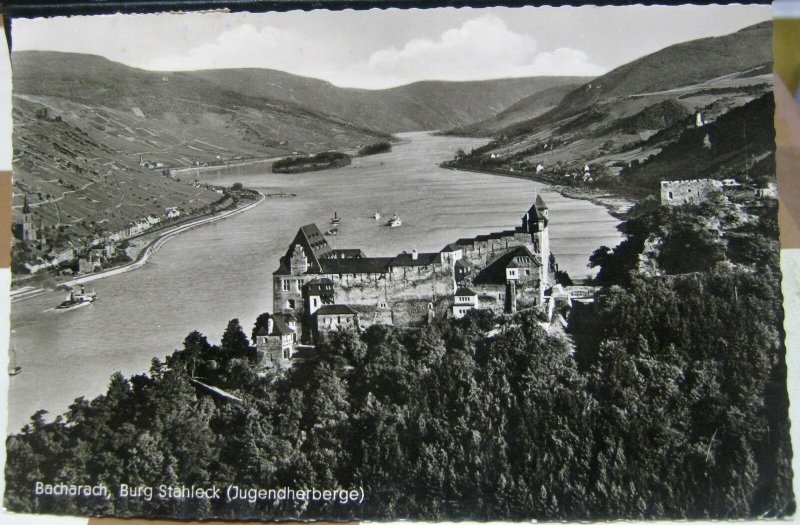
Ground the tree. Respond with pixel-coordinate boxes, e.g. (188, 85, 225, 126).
(656, 220, 724, 274)
(221, 318, 250, 358)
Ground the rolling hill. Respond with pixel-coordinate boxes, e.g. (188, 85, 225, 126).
(12, 51, 392, 164)
(445, 21, 774, 196)
(446, 83, 587, 136)
(188, 69, 586, 133)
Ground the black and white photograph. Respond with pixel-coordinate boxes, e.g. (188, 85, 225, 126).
(2, 4, 793, 521)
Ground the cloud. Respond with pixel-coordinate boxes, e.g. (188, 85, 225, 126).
(145, 23, 340, 76)
(142, 15, 605, 88)
(343, 15, 606, 87)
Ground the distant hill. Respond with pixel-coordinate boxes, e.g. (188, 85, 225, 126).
(445, 21, 774, 197)
(12, 51, 391, 162)
(500, 21, 772, 139)
(11, 51, 397, 245)
(551, 22, 771, 120)
(446, 83, 587, 137)
(189, 69, 585, 133)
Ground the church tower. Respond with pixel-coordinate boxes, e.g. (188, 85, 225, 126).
(20, 196, 37, 242)
(522, 195, 550, 283)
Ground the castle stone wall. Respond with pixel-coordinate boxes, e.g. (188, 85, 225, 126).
(660, 179, 722, 206)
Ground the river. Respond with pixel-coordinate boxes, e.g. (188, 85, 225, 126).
(7, 132, 623, 433)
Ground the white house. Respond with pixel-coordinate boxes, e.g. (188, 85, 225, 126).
(452, 287, 479, 318)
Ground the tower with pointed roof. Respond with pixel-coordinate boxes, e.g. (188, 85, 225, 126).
(521, 194, 550, 285)
(20, 196, 37, 242)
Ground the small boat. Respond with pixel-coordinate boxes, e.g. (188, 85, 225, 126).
(331, 211, 340, 225)
(387, 214, 402, 228)
(374, 211, 382, 220)
(325, 227, 339, 236)
(57, 285, 97, 310)
(8, 347, 21, 376)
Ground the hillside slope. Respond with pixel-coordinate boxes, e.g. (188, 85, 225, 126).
(537, 21, 772, 126)
(447, 83, 586, 136)
(11, 51, 400, 259)
(189, 69, 587, 133)
(444, 21, 774, 196)
(12, 51, 391, 163)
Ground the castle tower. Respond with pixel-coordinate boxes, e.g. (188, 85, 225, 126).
(20, 196, 37, 242)
(522, 195, 550, 282)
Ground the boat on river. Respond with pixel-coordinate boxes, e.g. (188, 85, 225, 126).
(57, 286, 97, 310)
(387, 214, 402, 228)
(374, 211, 382, 220)
(325, 227, 339, 236)
(331, 211, 341, 225)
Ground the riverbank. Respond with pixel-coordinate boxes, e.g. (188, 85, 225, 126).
(10, 192, 265, 302)
(440, 163, 642, 221)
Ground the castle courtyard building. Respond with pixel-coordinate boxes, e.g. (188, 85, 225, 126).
(272, 196, 553, 338)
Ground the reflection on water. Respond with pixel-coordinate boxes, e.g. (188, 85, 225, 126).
(8, 132, 623, 432)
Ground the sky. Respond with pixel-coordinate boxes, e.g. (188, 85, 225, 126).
(11, 5, 771, 89)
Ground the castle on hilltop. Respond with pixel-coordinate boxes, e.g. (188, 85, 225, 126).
(258, 196, 553, 368)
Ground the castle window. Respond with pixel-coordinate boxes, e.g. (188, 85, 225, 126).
(525, 269, 530, 276)
(288, 299, 296, 309)
(282, 279, 290, 291)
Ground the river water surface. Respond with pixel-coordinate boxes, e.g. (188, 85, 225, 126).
(8, 132, 623, 432)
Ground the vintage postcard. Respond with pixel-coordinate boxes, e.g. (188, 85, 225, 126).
(2, 4, 793, 521)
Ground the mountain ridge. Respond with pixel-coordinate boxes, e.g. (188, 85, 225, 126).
(441, 21, 774, 197)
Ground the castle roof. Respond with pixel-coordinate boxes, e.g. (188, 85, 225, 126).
(473, 246, 540, 285)
(278, 224, 332, 273)
(272, 315, 295, 336)
(306, 278, 335, 295)
(316, 304, 358, 316)
(454, 287, 478, 297)
(307, 277, 334, 286)
(441, 243, 462, 253)
(330, 248, 364, 259)
(255, 313, 295, 337)
(389, 252, 439, 267)
(523, 196, 549, 231)
(320, 257, 394, 275)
